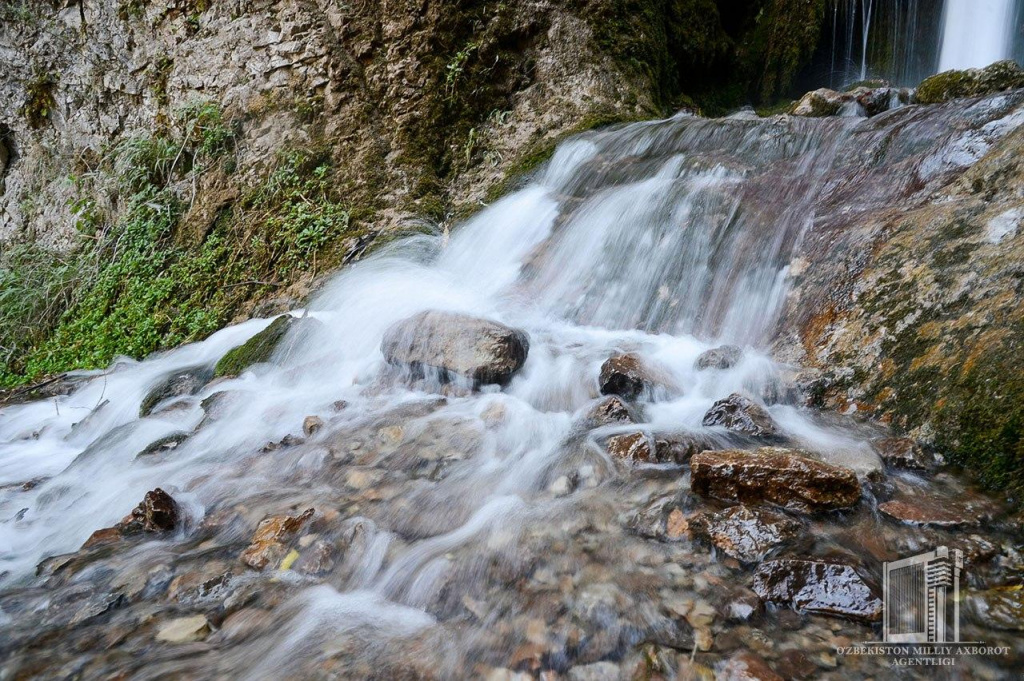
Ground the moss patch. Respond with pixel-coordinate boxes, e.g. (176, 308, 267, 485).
(214, 315, 294, 377)
(21, 72, 57, 129)
(917, 60, 1024, 105)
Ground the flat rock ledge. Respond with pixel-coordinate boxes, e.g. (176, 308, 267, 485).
(690, 448, 861, 513)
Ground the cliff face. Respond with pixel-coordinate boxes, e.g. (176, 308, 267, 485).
(0, 0, 651, 381)
(776, 94, 1024, 500)
(0, 0, 822, 383)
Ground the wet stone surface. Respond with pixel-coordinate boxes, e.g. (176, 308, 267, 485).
(702, 394, 778, 438)
(690, 448, 862, 513)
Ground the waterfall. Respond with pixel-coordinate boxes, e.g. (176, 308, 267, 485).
(3, 91, 1024, 677)
(939, 0, 1016, 71)
(860, 0, 873, 81)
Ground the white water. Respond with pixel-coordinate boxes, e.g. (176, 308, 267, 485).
(939, 0, 1016, 71)
(3, 93, 1024, 676)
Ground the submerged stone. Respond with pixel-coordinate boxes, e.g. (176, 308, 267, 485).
(240, 508, 315, 570)
(627, 493, 691, 542)
(381, 310, 529, 386)
(653, 431, 722, 464)
(878, 499, 974, 529)
(702, 393, 777, 438)
(871, 437, 931, 470)
(718, 650, 783, 681)
(139, 366, 211, 417)
(136, 432, 190, 459)
(695, 505, 802, 563)
(690, 448, 861, 513)
(156, 615, 211, 643)
(694, 344, 742, 371)
(966, 587, 1024, 631)
(752, 559, 882, 623)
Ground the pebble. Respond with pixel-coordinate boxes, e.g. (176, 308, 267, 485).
(155, 615, 211, 643)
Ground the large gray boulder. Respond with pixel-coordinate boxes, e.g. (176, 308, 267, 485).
(381, 310, 530, 386)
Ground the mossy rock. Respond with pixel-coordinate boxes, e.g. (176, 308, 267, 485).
(917, 60, 1024, 105)
(214, 315, 297, 377)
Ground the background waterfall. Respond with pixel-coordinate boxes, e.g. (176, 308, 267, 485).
(816, 0, 1024, 89)
(939, 0, 1017, 71)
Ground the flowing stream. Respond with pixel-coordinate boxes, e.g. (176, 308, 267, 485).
(3, 94, 1024, 678)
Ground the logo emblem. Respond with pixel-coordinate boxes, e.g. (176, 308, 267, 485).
(883, 546, 963, 643)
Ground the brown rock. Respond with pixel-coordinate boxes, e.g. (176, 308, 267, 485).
(702, 394, 777, 438)
(871, 437, 931, 470)
(82, 527, 122, 549)
(583, 395, 637, 427)
(240, 508, 315, 570)
(751, 559, 882, 623)
(381, 310, 529, 386)
(82, 488, 180, 549)
(690, 448, 861, 513)
(598, 353, 670, 400)
(303, 415, 324, 437)
(605, 431, 656, 463)
(717, 651, 782, 681)
(115, 488, 180, 535)
(878, 499, 974, 529)
(698, 505, 802, 563)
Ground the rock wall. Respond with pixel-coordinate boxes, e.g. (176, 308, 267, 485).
(0, 0, 826, 383)
(778, 94, 1024, 501)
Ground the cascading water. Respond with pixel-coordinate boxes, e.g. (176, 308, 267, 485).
(939, 0, 1016, 71)
(3, 92, 1024, 678)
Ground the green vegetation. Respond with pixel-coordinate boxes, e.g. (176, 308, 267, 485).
(1, 100, 359, 387)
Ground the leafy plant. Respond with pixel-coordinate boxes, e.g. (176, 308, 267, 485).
(445, 41, 479, 99)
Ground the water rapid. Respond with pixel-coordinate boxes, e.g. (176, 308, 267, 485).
(3, 94, 1024, 678)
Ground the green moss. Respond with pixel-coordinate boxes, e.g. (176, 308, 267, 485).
(743, 0, 828, 102)
(214, 315, 294, 377)
(21, 72, 57, 129)
(934, 323, 1024, 503)
(917, 61, 1024, 105)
